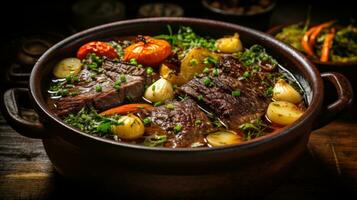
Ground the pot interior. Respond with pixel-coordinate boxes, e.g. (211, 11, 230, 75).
(31, 18, 322, 150)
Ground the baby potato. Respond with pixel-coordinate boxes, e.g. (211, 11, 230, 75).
(144, 77, 174, 103)
(266, 101, 304, 126)
(111, 114, 145, 140)
(215, 33, 243, 53)
(160, 47, 220, 86)
(273, 79, 302, 104)
(206, 131, 242, 147)
(53, 57, 82, 78)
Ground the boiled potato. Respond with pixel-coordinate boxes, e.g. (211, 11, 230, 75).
(266, 101, 304, 126)
(273, 79, 302, 104)
(111, 114, 145, 140)
(160, 48, 220, 86)
(144, 78, 174, 103)
(206, 131, 242, 147)
(215, 33, 243, 53)
(53, 57, 82, 78)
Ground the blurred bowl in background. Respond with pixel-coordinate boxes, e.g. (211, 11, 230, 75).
(201, 0, 276, 30)
(138, 3, 184, 18)
(72, 0, 125, 30)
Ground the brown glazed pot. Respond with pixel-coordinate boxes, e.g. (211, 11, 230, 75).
(1, 18, 354, 199)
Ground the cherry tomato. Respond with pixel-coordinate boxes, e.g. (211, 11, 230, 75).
(77, 41, 118, 60)
(124, 36, 171, 67)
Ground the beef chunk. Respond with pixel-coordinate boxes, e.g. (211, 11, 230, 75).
(141, 99, 217, 148)
(178, 56, 273, 131)
(53, 61, 147, 116)
(179, 76, 268, 131)
(218, 55, 278, 96)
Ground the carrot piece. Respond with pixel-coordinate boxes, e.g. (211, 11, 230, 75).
(100, 104, 153, 116)
(309, 20, 336, 47)
(320, 28, 336, 62)
(301, 27, 317, 57)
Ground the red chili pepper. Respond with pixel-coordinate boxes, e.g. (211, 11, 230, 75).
(77, 41, 118, 60)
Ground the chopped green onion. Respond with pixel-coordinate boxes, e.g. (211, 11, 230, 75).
(146, 67, 154, 76)
(232, 90, 241, 97)
(143, 117, 152, 126)
(129, 58, 138, 65)
(95, 85, 102, 92)
(190, 58, 198, 65)
(174, 124, 183, 133)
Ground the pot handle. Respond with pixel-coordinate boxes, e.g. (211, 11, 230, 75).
(313, 72, 354, 130)
(1, 88, 47, 139)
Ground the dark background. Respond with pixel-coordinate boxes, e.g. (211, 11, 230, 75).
(2, 0, 356, 38)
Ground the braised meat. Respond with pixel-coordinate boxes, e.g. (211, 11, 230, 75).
(178, 56, 274, 131)
(141, 99, 217, 148)
(53, 61, 147, 116)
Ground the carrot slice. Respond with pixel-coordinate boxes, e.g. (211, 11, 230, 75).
(100, 104, 153, 116)
(320, 28, 336, 62)
(301, 27, 317, 57)
(309, 20, 336, 47)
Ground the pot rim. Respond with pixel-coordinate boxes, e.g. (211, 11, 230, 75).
(30, 17, 323, 152)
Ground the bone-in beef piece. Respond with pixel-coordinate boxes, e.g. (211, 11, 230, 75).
(141, 99, 217, 148)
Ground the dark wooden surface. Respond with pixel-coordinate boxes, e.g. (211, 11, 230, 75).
(1, 112, 357, 199)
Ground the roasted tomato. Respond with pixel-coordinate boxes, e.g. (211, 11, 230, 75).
(77, 41, 118, 60)
(124, 35, 171, 66)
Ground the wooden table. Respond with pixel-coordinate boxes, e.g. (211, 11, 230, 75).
(1, 112, 357, 199)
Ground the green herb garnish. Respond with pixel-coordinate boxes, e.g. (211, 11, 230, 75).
(95, 85, 102, 92)
(146, 67, 154, 76)
(143, 117, 152, 126)
(143, 134, 167, 147)
(174, 124, 183, 133)
(232, 90, 241, 97)
(154, 101, 163, 107)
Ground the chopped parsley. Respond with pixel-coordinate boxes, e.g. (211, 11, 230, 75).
(143, 134, 167, 147)
(64, 107, 122, 136)
(213, 68, 219, 76)
(83, 53, 103, 72)
(239, 119, 267, 141)
(143, 117, 152, 126)
(203, 77, 213, 87)
(265, 86, 273, 97)
(197, 94, 204, 101)
(165, 103, 175, 110)
(129, 58, 138, 65)
(203, 56, 218, 65)
(195, 119, 202, 126)
(232, 90, 241, 97)
(234, 45, 278, 69)
(146, 67, 154, 76)
(120, 74, 126, 82)
(174, 124, 183, 133)
(154, 101, 163, 107)
(155, 25, 217, 55)
(203, 67, 210, 74)
(95, 85, 102, 92)
(243, 71, 250, 79)
(113, 79, 121, 90)
(190, 58, 198, 65)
